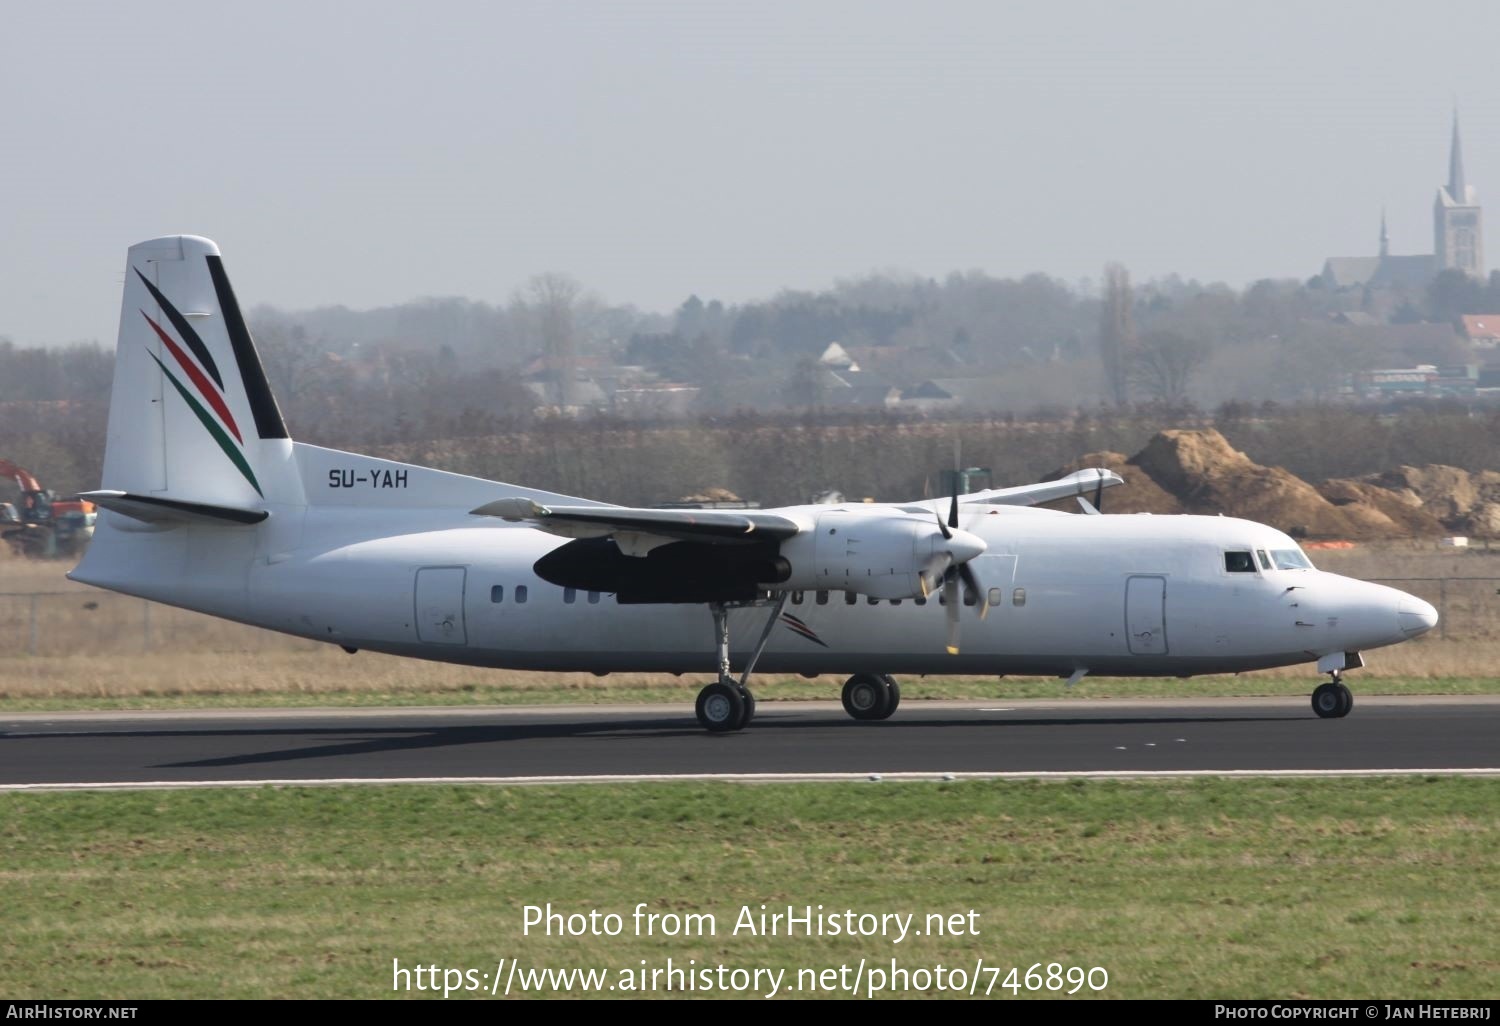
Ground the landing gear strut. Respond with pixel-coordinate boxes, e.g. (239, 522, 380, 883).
(1311, 674, 1353, 719)
(694, 593, 787, 733)
(841, 673, 901, 721)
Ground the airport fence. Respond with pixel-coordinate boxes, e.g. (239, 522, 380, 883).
(0, 577, 1495, 656)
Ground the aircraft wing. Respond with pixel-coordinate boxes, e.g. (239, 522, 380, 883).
(471, 497, 801, 555)
(901, 468, 1124, 513)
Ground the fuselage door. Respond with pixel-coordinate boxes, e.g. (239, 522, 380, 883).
(415, 566, 468, 645)
(1125, 574, 1168, 655)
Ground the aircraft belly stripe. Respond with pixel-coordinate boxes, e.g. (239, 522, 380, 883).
(148, 351, 263, 497)
(141, 312, 243, 443)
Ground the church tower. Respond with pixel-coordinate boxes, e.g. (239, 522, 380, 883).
(1434, 111, 1484, 277)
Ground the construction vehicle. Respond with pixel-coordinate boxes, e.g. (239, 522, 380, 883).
(0, 459, 96, 559)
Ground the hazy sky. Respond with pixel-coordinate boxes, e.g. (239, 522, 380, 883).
(5, 0, 1500, 347)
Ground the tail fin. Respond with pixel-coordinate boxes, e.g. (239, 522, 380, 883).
(101, 235, 302, 508)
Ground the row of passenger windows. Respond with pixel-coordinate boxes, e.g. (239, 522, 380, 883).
(488, 585, 1029, 607)
(490, 585, 602, 604)
(786, 588, 1028, 607)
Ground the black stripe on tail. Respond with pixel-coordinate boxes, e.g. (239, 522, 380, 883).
(134, 269, 225, 390)
(205, 254, 289, 440)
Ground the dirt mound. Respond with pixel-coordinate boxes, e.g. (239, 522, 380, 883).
(678, 486, 743, 503)
(1047, 450, 1183, 514)
(1318, 479, 1447, 537)
(1129, 429, 1389, 539)
(1048, 428, 1488, 540)
(1368, 465, 1479, 521)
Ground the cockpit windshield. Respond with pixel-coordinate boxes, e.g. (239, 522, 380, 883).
(1269, 548, 1314, 570)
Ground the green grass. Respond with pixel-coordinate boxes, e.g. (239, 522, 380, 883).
(4, 674, 1500, 713)
(1, 779, 1495, 998)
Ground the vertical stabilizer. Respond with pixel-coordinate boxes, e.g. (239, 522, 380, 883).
(101, 236, 303, 508)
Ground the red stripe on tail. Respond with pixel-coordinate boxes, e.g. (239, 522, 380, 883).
(142, 311, 244, 443)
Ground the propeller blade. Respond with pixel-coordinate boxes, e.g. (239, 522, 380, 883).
(932, 502, 951, 540)
(943, 570, 961, 654)
(948, 487, 959, 530)
(1093, 469, 1105, 514)
(919, 552, 953, 597)
(959, 561, 989, 621)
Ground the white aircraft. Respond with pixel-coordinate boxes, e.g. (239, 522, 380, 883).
(72, 236, 1439, 732)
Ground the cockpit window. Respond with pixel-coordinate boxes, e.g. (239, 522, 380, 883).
(1256, 549, 1272, 570)
(1270, 548, 1314, 570)
(1224, 551, 1256, 573)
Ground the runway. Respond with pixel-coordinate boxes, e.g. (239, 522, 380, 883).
(2, 696, 1498, 789)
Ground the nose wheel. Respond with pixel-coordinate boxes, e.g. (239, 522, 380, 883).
(1311, 677, 1353, 719)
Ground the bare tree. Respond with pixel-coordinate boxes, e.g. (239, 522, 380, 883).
(1099, 263, 1135, 405)
(524, 272, 583, 407)
(1129, 329, 1210, 405)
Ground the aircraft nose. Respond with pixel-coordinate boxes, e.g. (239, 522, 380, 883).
(945, 528, 987, 564)
(1398, 595, 1439, 637)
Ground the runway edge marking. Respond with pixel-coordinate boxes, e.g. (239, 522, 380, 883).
(3, 768, 1500, 791)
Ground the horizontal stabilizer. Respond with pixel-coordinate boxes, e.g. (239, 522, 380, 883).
(81, 490, 268, 526)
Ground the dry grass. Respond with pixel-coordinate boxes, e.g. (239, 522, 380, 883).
(0, 542, 1495, 710)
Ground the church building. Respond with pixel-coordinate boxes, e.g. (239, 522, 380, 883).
(1321, 114, 1484, 290)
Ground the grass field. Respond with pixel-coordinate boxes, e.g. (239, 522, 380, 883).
(2, 540, 1498, 711)
(1, 778, 1494, 999)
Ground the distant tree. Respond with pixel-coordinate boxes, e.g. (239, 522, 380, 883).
(523, 272, 584, 406)
(1128, 330, 1210, 405)
(1427, 268, 1483, 322)
(1099, 263, 1135, 405)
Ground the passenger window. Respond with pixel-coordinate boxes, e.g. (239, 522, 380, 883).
(988, 588, 1002, 607)
(867, 596, 879, 605)
(1224, 551, 1256, 573)
(914, 596, 927, 606)
(515, 585, 529, 603)
(816, 591, 829, 605)
(490, 585, 504, 603)
(564, 587, 576, 604)
(1256, 550, 1271, 571)
(587, 591, 600, 604)
(1013, 588, 1026, 607)
(792, 591, 804, 605)
(890, 598, 902, 606)
(963, 588, 978, 607)
(845, 591, 857, 605)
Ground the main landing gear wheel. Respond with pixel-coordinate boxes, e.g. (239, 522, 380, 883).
(842, 674, 899, 721)
(738, 686, 756, 728)
(1311, 680, 1353, 719)
(696, 681, 745, 733)
(877, 674, 901, 719)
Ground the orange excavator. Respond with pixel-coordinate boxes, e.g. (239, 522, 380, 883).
(0, 459, 96, 558)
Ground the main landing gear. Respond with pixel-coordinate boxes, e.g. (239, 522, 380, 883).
(694, 595, 786, 733)
(841, 673, 901, 721)
(1311, 674, 1354, 719)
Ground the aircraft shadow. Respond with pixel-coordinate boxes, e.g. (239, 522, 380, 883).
(3, 710, 1310, 772)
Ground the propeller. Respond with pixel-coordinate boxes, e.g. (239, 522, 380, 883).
(925, 447, 989, 655)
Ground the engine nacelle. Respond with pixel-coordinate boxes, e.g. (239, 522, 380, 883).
(771, 508, 984, 599)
